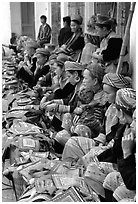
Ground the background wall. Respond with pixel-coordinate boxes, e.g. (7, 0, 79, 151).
(130, 7, 136, 89)
(10, 2, 22, 36)
(34, 2, 51, 40)
(1, 2, 11, 44)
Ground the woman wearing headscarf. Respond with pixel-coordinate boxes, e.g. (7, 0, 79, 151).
(83, 88, 136, 200)
(39, 55, 75, 103)
(62, 73, 132, 164)
(103, 108, 136, 202)
(52, 62, 107, 150)
(41, 61, 85, 132)
(92, 14, 129, 75)
(55, 14, 85, 61)
(16, 41, 39, 87)
(33, 48, 50, 86)
(80, 31, 99, 65)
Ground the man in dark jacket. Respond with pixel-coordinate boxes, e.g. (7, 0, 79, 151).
(58, 16, 73, 47)
(37, 15, 51, 47)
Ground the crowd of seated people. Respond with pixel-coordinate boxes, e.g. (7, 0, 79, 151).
(2, 13, 136, 202)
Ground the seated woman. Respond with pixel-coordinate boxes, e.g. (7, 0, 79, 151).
(33, 48, 50, 86)
(45, 63, 107, 154)
(16, 41, 39, 87)
(80, 31, 99, 65)
(41, 61, 85, 132)
(103, 104, 136, 202)
(82, 88, 136, 200)
(91, 14, 129, 75)
(54, 14, 85, 61)
(36, 54, 57, 88)
(62, 72, 132, 162)
(55, 63, 107, 144)
(80, 16, 100, 65)
(30, 48, 50, 86)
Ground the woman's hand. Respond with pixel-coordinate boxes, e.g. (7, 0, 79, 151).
(122, 132, 136, 159)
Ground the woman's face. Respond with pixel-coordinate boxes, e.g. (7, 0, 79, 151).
(130, 109, 136, 136)
(82, 69, 95, 90)
(71, 21, 80, 33)
(103, 84, 117, 104)
(117, 109, 133, 125)
(26, 47, 35, 57)
(54, 62, 63, 77)
(36, 54, 47, 66)
(95, 25, 107, 38)
(49, 59, 56, 73)
(66, 70, 78, 85)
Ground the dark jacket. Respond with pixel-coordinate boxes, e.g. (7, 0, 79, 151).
(65, 33, 85, 52)
(54, 82, 75, 100)
(58, 27, 73, 47)
(33, 64, 50, 86)
(118, 154, 136, 190)
(37, 23, 51, 45)
(97, 124, 126, 163)
(102, 38, 123, 63)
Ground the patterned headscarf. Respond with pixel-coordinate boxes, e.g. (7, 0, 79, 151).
(103, 73, 132, 89)
(116, 88, 136, 111)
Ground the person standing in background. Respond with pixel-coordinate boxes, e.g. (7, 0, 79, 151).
(58, 16, 73, 47)
(37, 15, 51, 47)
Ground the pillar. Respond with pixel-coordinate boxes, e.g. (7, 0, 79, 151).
(60, 2, 68, 28)
(34, 2, 51, 40)
(84, 2, 95, 32)
(1, 2, 11, 44)
(130, 7, 136, 89)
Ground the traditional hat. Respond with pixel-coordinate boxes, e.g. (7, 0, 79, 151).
(65, 61, 85, 71)
(63, 16, 71, 24)
(95, 14, 114, 27)
(57, 54, 69, 66)
(86, 63, 105, 84)
(115, 88, 136, 111)
(71, 14, 83, 25)
(103, 73, 132, 89)
(36, 48, 50, 56)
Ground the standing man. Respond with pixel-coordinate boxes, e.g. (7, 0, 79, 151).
(37, 15, 51, 47)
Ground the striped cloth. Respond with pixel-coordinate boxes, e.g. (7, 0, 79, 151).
(115, 88, 136, 110)
(102, 73, 132, 89)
